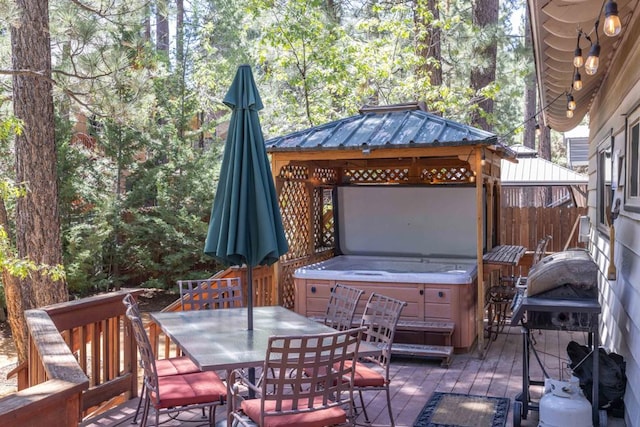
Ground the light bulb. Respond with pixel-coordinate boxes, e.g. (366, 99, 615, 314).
(535, 124, 541, 136)
(603, 0, 622, 37)
(567, 94, 576, 111)
(573, 70, 583, 91)
(585, 44, 600, 75)
(573, 47, 584, 68)
(566, 109, 574, 118)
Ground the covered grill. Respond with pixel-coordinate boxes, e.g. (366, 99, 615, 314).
(510, 250, 603, 427)
(512, 249, 599, 330)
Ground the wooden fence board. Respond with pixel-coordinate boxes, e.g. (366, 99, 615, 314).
(500, 206, 587, 251)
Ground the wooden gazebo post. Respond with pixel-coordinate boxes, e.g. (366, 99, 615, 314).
(474, 147, 487, 355)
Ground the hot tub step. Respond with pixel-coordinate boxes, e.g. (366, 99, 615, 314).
(391, 343, 454, 367)
(396, 320, 455, 344)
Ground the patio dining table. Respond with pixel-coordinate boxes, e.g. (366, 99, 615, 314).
(150, 305, 380, 425)
(150, 305, 381, 371)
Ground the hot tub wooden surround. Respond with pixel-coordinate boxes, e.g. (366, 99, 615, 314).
(294, 277, 477, 355)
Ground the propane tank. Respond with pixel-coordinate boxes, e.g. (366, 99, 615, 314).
(538, 376, 592, 427)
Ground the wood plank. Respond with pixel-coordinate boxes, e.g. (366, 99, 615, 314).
(75, 322, 629, 427)
(391, 343, 454, 367)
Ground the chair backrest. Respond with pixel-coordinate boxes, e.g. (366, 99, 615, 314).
(177, 278, 244, 310)
(258, 326, 366, 424)
(532, 235, 552, 265)
(122, 294, 161, 402)
(359, 293, 407, 373)
(323, 284, 365, 331)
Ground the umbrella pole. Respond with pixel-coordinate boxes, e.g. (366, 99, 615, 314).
(247, 264, 256, 397)
(247, 265, 253, 330)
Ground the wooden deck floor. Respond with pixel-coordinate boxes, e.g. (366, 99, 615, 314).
(82, 325, 626, 427)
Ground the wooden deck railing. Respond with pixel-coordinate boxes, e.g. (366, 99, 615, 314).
(0, 290, 142, 426)
(0, 266, 278, 425)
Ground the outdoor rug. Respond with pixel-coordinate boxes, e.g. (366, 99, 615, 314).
(413, 392, 510, 427)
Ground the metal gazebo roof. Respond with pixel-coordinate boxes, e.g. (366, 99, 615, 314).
(265, 103, 509, 154)
(501, 145, 587, 186)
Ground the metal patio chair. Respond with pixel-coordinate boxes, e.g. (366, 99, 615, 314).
(177, 277, 244, 310)
(531, 235, 553, 266)
(351, 292, 407, 427)
(122, 294, 202, 424)
(228, 326, 367, 427)
(123, 294, 226, 426)
(323, 283, 365, 331)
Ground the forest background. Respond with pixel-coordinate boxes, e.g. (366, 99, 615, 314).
(0, 0, 568, 359)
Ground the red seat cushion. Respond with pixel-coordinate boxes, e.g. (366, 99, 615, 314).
(241, 397, 347, 427)
(152, 370, 226, 408)
(156, 356, 199, 377)
(339, 360, 385, 387)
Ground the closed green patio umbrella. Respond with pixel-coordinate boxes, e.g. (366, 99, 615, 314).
(204, 64, 288, 331)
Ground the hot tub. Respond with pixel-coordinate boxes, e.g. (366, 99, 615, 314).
(293, 255, 477, 284)
(293, 255, 478, 350)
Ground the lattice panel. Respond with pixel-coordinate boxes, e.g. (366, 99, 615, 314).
(312, 188, 335, 252)
(420, 166, 475, 183)
(279, 261, 303, 309)
(312, 167, 338, 184)
(279, 180, 310, 260)
(322, 216, 334, 249)
(279, 251, 335, 309)
(279, 164, 309, 180)
(344, 168, 410, 183)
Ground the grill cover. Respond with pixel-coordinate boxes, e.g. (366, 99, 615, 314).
(526, 250, 598, 297)
(511, 249, 599, 330)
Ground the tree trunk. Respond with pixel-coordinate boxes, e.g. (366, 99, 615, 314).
(470, 0, 499, 131)
(326, 0, 339, 22)
(144, 4, 151, 42)
(176, 0, 184, 63)
(523, 12, 536, 149)
(10, 0, 68, 361)
(414, 0, 442, 87)
(156, 0, 170, 53)
(539, 125, 553, 206)
(538, 124, 551, 160)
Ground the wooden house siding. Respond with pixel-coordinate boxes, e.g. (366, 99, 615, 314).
(583, 9, 640, 426)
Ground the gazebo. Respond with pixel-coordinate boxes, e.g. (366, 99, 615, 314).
(265, 102, 516, 352)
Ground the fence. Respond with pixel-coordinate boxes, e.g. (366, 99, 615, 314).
(500, 206, 588, 252)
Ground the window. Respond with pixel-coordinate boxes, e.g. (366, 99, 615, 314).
(626, 108, 640, 211)
(597, 145, 612, 227)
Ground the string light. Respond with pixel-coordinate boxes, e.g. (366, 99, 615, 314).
(573, 69, 583, 91)
(564, 0, 623, 117)
(585, 43, 600, 75)
(603, 0, 622, 37)
(573, 33, 584, 68)
(498, 92, 565, 140)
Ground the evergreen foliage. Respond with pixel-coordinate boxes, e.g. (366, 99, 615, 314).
(1, 0, 543, 295)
